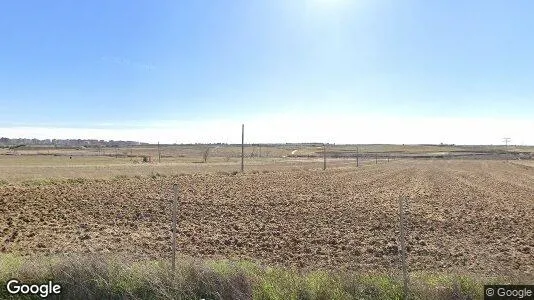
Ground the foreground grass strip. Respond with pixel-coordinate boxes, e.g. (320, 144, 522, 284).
(0, 254, 504, 299)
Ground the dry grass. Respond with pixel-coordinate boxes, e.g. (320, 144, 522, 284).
(2, 143, 532, 183)
(0, 156, 378, 183)
(0, 253, 501, 300)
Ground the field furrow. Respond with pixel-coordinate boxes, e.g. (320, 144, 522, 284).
(1, 160, 532, 279)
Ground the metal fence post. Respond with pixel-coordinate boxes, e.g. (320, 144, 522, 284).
(356, 146, 359, 167)
(323, 143, 326, 170)
(158, 142, 161, 163)
(172, 184, 178, 274)
(399, 196, 410, 299)
(241, 124, 244, 172)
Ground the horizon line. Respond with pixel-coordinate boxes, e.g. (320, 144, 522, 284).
(1, 137, 530, 147)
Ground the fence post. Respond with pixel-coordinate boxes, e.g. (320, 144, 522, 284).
(399, 196, 410, 299)
(158, 142, 161, 163)
(375, 153, 378, 164)
(323, 143, 326, 170)
(241, 124, 244, 172)
(356, 146, 359, 167)
(172, 184, 178, 275)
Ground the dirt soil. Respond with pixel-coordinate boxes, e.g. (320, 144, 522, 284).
(1, 160, 533, 278)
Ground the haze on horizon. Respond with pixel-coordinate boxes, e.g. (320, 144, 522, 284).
(1, 1, 533, 145)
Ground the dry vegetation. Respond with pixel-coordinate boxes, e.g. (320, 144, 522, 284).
(1, 253, 495, 300)
(0, 145, 373, 182)
(2, 143, 532, 183)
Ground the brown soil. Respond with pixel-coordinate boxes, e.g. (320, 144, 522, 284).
(1, 160, 533, 278)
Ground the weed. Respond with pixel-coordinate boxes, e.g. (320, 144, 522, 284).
(0, 254, 501, 300)
(113, 174, 128, 181)
(66, 177, 88, 184)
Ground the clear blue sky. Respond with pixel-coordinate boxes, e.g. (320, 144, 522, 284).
(1, 1, 533, 143)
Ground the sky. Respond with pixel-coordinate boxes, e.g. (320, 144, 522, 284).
(1, 0, 533, 144)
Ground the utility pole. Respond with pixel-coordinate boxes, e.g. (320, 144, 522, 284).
(241, 124, 244, 173)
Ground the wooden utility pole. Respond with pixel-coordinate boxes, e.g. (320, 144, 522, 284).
(241, 124, 244, 172)
(323, 143, 326, 170)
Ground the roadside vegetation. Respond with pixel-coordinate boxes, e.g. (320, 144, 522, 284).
(0, 253, 501, 300)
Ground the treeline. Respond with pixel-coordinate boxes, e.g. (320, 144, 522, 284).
(0, 137, 147, 147)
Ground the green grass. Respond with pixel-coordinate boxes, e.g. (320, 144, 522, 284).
(0, 253, 505, 300)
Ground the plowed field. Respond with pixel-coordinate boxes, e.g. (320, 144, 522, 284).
(1, 160, 533, 278)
